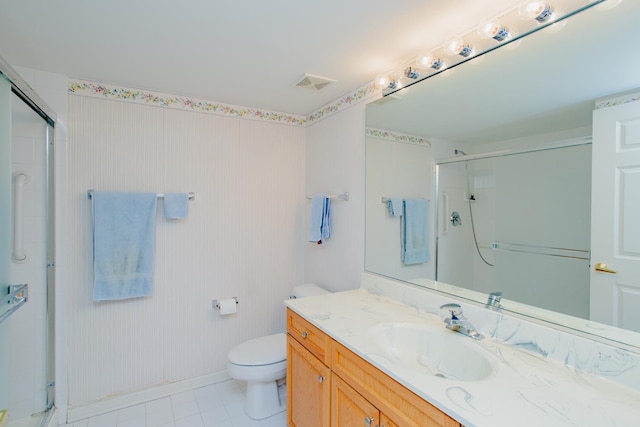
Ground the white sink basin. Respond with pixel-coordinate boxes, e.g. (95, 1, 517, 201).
(367, 323, 495, 382)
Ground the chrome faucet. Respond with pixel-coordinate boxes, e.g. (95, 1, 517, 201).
(440, 303, 484, 340)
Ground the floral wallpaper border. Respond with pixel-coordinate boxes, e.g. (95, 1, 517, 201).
(366, 128, 431, 146)
(595, 92, 640, 110)
(68, 79, 379, 127)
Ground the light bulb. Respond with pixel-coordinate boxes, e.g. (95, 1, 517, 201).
(416, 53, 433, 69)
(519, 1, 555, 23)
(477, 21, 511, 42)
(375, 74, 390, 88)
(404, 67, 420, 79)
(416, 53, 446, 71)
(444, 39, 474, 57)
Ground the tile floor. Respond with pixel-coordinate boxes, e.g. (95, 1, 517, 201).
(65, 380, 287, 427)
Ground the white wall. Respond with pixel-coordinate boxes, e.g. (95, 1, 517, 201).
(304, 104, 366, 292)
(66, 95, 305, 406)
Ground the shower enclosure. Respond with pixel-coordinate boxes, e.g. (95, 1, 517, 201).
(0, 61, 56, 427)
(436, 141, 592, 319)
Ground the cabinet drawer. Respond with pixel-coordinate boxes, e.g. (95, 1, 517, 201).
(287, 308, 330, 365)
(331, 340, 460, 427)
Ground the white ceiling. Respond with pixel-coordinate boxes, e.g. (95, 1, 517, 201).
(0, 0, 520, 115)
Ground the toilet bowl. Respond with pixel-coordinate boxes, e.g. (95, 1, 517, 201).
(227, 283, 329, 420)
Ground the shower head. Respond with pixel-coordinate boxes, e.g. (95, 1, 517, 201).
(454, 149, 468, 156)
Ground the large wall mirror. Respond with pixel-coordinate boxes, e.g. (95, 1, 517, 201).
(365, 0, 640, 349)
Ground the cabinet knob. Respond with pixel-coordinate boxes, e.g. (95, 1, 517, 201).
(301, 331, 308, 338)
(364, 416, 376, 427)
(318, 375, 325, 383)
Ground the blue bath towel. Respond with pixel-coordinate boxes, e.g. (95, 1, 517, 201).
(309, 194, 331, 244)
(402, 198, 429, 265)
(387, 198, 403, 217)
(92, 192, 158, 301)
(163, 193, 189, 219)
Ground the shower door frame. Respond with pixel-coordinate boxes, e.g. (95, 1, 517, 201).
(0, 57, 57, 426)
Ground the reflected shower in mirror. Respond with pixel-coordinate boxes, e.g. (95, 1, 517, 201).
(364, 0, 640, 347)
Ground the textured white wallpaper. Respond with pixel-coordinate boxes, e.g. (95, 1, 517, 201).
(67, 96, 305, 405)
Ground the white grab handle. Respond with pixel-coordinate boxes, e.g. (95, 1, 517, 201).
(12, 172, 29, 263)
(442, 193, 449, 235)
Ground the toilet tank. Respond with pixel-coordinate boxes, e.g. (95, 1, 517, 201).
(291, 283, 330, 298)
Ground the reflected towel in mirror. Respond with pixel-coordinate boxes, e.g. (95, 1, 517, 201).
(402, 198, 429, 265)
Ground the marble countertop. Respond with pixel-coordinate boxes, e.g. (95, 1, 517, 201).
(285, 288, 640, 427)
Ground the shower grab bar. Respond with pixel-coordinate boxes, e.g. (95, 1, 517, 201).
(0, 283, 28, 324)
(491, 241, 590, 260)
(12, 172, 29, 263)
(87, 190, 195, 201)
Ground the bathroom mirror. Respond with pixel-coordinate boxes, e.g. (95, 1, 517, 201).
(365, 0, 640, 348)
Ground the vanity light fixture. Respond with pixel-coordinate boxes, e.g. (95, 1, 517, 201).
(519, 1, 556, 23)
(376, 0, 603, 96)
(444, 39, 475, 57)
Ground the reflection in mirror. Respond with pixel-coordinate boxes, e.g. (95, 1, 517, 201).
(437, 144, 591, 319)
(365, 0, 640, 348)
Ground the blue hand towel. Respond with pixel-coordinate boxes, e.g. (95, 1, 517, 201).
(309, 194, 331, 244)
(387, 198, 403, 217)
(163, 193, 189, 219)
(402, 198, 429, 265)
(92, 192, 158, 301)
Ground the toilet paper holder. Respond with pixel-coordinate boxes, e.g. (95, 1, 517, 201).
(212, 297, 239, 310)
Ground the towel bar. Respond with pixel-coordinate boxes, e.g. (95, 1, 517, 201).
(305, 192, 349, 201)
(87, 190, 195, 201)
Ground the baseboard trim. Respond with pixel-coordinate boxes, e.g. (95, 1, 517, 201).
(66, 371, 231, 423)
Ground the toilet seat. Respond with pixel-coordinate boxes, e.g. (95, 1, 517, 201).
(228, 333, 286, 366)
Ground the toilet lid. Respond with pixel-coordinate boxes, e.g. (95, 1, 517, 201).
(228, 333, 286, 366)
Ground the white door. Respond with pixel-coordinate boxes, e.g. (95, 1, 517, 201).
(591, 97, 640, 332)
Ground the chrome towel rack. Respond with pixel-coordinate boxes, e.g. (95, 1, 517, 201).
(87, 190, 195, 201)
(305, 192, 349, 201)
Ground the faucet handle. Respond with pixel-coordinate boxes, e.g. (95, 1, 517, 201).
(439, 303, 463, 320)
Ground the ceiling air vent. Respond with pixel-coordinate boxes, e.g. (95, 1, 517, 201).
(295, 73, 336, 91)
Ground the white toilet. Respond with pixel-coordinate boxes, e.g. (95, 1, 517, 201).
(227, 283, 330, 420)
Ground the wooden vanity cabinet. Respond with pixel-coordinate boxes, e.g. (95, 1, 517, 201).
(287, 309, 331, 427)
(287, 308, 461, 427)
(331, 339, 460, 427)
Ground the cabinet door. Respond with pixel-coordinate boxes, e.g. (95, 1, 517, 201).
(288, 334, 331, 427)
(332, 375, 379, 427)
(380, 413, 399, 427)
